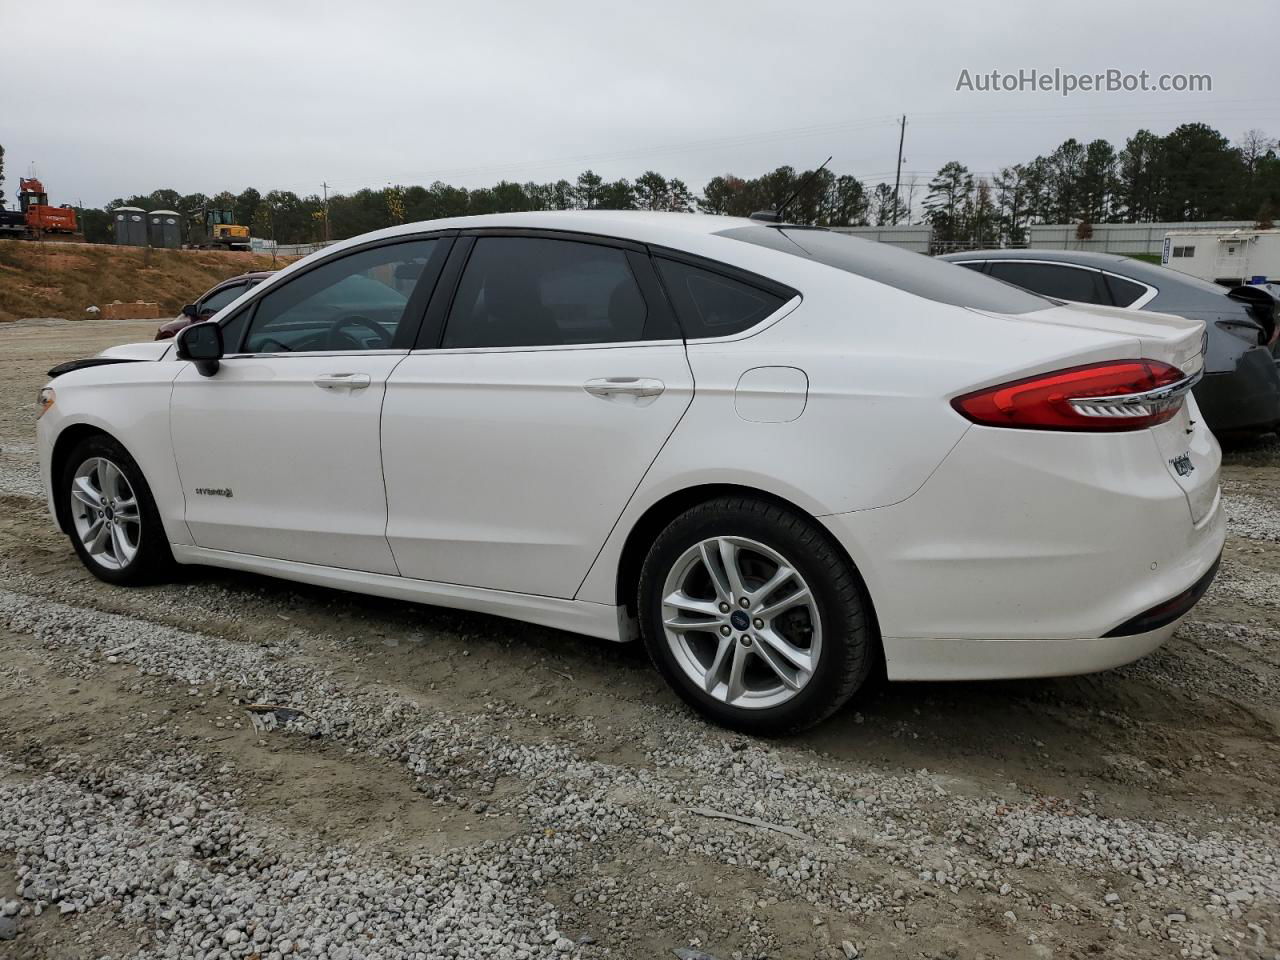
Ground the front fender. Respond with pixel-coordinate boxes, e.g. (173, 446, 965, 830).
(38, 360, 192, 547)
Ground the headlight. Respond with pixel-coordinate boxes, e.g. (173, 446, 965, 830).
(37, 387, 55, 418)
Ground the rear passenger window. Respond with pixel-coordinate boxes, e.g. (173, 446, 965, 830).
(656, 259, 788, 338)
(442, 237, 649, 348)
(1104, 274, 1150, 308)
(987, 262, 1107, 304)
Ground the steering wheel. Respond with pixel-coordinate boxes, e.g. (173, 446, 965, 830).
(326, 314, 392, 350)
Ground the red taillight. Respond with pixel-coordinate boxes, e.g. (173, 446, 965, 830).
(952, 360, 1187, 432)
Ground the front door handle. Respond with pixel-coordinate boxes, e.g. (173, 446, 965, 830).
(314, 373, 372, 390)
(583, 377, 666, 400)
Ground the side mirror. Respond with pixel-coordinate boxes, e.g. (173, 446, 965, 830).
(181, 303, 199, 318)
(175, 322, 224, 377)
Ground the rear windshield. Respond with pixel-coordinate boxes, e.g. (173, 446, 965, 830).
(717, 226, 1052, 315)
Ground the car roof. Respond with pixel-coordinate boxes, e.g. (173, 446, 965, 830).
(263, 211, 1058, 316)
(940, 247, 1233, 305)
(271, 211, 814, 290)
(312, 210, 752, 253)
(940, 248, 1137, 269)
(210, 271, 274, 287)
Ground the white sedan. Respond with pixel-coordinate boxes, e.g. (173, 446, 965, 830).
(36, 212, 1225, 733)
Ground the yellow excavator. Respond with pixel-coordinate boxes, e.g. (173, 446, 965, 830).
(185, 206, 251, 251)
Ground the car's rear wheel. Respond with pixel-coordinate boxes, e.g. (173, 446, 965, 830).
(637, 496, 874, 734)
(62, 435, 173, 585)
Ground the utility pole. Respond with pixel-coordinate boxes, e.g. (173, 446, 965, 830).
(891, 114, 906, 225)
(321, 181, 331, 243)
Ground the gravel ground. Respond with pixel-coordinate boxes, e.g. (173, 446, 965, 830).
(0, 319, 1277, 960)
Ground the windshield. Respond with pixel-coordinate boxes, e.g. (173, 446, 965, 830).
(717, 225, 1053, 315)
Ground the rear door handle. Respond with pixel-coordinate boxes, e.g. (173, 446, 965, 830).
(583, 377, 665, 400)
(314, 373, 372, 390)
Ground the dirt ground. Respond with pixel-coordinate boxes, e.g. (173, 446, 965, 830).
(0, 241, 289, 323)
(0, 318, 1276, 960)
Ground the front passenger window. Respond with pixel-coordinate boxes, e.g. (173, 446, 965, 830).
(240, 239, 440, 353)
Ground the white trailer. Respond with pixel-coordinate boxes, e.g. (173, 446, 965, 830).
(1162, 228, 1280, 286)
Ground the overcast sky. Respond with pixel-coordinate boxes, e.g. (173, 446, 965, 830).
(3, 0, 1278, 208)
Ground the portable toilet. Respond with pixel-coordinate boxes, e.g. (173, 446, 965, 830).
(147, 209, 182, 248)
(113, 206, 147, 246)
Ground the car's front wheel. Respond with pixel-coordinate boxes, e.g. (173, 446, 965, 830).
(637, 496, 874, 734)
(62, 434, 173, 585)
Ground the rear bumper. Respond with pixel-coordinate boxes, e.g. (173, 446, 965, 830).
(880, 621, 1183, 682)
(819, 423, 1226, 681)
(1194, 347, 1280, 433)
(1104, 552, 1220, 636)
(879, 553, 1220, 681)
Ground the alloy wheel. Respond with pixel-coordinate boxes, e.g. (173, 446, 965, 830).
(70, 457, 141, 571)
(660, 536, 821, 710)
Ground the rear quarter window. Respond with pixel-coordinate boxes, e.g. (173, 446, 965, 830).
(717, 226, 1052, 315)
(1104, 273, 1151, 308)
(655, 259, 789, 338)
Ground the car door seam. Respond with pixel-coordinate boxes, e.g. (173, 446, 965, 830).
(570, 345, 697, 601)
(378, 352, 415, 577)
(165, 363, 197, 544)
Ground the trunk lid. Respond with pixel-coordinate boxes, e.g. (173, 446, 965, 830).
(972, 301, 1216, 524)
(1032, 303, 1216, 523)
(1018, 301, 1205, 376)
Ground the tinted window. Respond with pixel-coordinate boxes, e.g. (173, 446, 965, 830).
(956, 261, 986, 273)
(443, 237, 648, 348)
(1104, 274, 1149, 308)
(987, 262, 1106, 304)
(241, 240, 439, 353)
(198, 282, 246, 316)
(718, 226, 1051, 315)
(656, 259, 787, 338)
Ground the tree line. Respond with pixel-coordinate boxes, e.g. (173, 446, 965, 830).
(3, 122, 1278, 247)
(923, 124, 1280, 247)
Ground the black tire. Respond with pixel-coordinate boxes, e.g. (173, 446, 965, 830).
(637, 496, 874, 734)
(61, 434, 174, 586)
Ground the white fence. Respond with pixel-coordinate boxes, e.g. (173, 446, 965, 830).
(829, 225, 932, 254)
(250, 238, 337, 258)
(1028, 221, 1256, 256)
